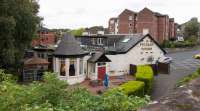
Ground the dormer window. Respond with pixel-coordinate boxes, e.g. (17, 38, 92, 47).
(122, 38, 130, 43)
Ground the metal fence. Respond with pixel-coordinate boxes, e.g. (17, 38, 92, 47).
(23, 69, 44, 82)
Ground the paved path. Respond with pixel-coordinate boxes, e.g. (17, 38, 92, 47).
(152, 49, 200, 100)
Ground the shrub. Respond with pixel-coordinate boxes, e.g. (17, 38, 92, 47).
(119, 81, 145, 97)
(102, 88, 150, 111)
(0, 70, 150, 111)
(136, 65, 154, 95)
(0, 69, 16, 83)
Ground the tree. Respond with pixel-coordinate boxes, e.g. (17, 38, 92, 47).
(183, 18, 200, 42)
(0, 0, 41, 72)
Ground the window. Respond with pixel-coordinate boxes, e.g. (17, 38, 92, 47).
(92, 38, 95, 45)
(129, 23, 132, 27)
(38, 53, 45, 58)
(60, 58, 66, 76)
(98, 62, 106, 66)
(69, 59, 77, 76)
(79, 58, 84, 75)
(110, 20, 114, 24)
(97, 38, 103, 45)
(135, 17, 138, 21)
(129, 29, 132, 34)
(129, 16, 133, 20)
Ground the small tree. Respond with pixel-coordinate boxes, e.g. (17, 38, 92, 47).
(184, 18, 200, 42)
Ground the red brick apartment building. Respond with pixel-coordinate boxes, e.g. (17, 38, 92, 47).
(32, 28, 56, 47)
(108, 8, 177, 44)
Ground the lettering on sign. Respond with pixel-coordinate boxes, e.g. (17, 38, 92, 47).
(140, 40, 153, 51)
(141, 47, 152, 50)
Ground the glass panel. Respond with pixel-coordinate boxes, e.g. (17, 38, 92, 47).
(92, 64, 96, 73)
(69, 59, 76, 76)
(60, 59, 66, 76)
(79, 58, 84, 75)
(98, 62, 106, 66)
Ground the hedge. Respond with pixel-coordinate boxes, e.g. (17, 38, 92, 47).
(119, 81, 145, 97)
(135, 65, 154, 95)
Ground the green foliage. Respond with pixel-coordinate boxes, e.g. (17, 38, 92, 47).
(119, 81, 145, 97)
(0, 72, 68, 111)
(184, 18, 199, 41)
(197, 67, 200, 74)
(177, 68, 200, 87)
(70, 28, 85, 36)
(162, 40, 195, 48)
(101, 88, 150, 111)
(0, 71, 150, 111)
(0, 0, 41, 72)
(136, 65, 154, 95)
(162, 40, 172, 48)
(0, 69, 17, 82)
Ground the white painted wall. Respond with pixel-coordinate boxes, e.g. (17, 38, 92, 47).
(107, 36, 165, 76)
(106, 54, 128, 76)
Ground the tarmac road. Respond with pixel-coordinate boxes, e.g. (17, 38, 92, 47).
(152, 49, 200, 100)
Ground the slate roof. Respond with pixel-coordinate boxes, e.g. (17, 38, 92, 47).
(88, 52, 111, 63)
(107, 34, 166, 54)
(54, 35, 88, 57)
(24, 57, 49, 65)
(106, 34, 144, 54)
(76, 34, 166, 55)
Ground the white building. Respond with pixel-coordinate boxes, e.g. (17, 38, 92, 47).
(53, 34, 166, 84)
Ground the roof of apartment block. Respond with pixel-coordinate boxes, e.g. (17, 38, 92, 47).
(114, 7, 171, 19)
(119, 9, 136, 16)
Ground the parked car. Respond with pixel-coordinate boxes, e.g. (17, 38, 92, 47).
(158, 57, 173, 63)
(193, 54, 200, 59)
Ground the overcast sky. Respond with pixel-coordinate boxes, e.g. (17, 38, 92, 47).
(38, 0, 200, 29)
